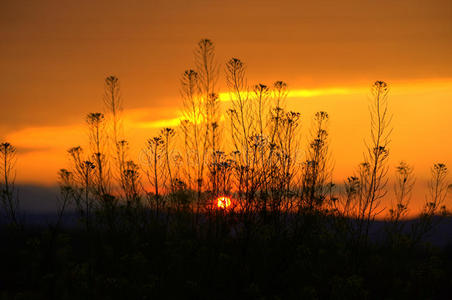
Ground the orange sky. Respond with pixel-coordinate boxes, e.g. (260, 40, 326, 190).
(1, 0, 451, 214)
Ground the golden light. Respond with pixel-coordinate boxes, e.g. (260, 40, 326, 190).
(217, 196, 231, 209)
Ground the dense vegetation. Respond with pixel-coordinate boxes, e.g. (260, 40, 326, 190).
(0, 39, 450, 299)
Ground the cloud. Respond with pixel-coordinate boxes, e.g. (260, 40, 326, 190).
(16, 145, 53, 154)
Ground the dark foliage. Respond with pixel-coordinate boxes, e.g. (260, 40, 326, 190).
(1, 210, 452, 299)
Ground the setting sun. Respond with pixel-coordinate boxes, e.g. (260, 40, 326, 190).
(217, 196, 232, 209)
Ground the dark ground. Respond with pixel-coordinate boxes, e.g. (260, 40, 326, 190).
(1, 211, 452, 299)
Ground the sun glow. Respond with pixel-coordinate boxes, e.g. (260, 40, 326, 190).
(217, 196, 232, 209)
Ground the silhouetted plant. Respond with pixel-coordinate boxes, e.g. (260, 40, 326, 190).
(195, 40, 221, 191)
(266, 82, 291, 214)
(161, 127, 176, 192)
(300, 111, 332, 210)
(67, 146, 96, 231)
(123, 160, 141, 205)
(86, 112, 109, 199)
(180, 70, 206, 214)
(411, 163, 449, 244)
(390, 162, 415, 225)
(144, 136, 166, 216)
(428, 163, 449, 209)
(354, 81, 392, 247)
(383, 161, 416, 248)
(179, 40, 220, 205)
(226, 58, 251, 172)
(271, 109, 301, 218)
(0, 142, 19, 227)
(339, 176, 361, 217)
(103, 76, 128, 199)
(180, 72, 199, 191)
(56, 168, 74, 229)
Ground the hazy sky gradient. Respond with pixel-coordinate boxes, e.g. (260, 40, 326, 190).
(1, 0, 451, 213)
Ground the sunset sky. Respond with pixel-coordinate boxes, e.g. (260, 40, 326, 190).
(1, 0, 451, 213)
